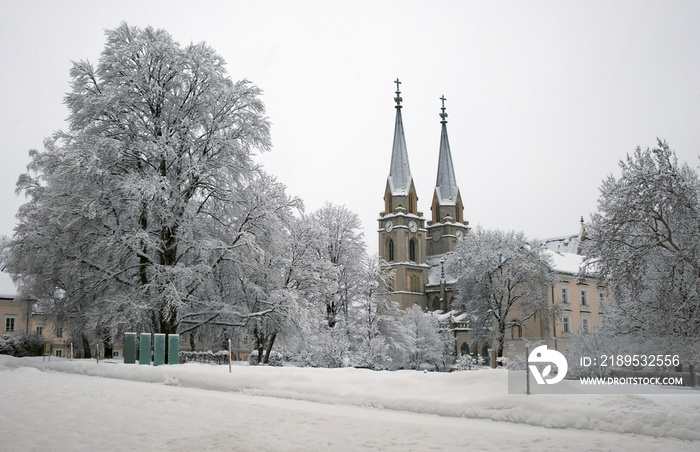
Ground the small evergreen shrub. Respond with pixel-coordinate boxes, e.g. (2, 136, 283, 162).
(0, 333, 44, 357)
(179, 350, 230, 365)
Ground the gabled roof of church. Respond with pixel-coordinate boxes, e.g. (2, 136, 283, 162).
(434, 97, 459, 205)
(387, 80, 413, 197)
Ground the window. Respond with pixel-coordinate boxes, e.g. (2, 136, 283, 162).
(387, 238, 394, 262)
(55, 349, 63, 358)
(561, 286, 569, 304)
(562, 316, 570, 334)
(56, 326, 63, 338)
(598, 292, 606, 304)
(432, 297, 441, 311)
(36, 326, 44, 336)
(409, 194, 414, 214)
(510, 324, 522, 339)
(582, 318, 590, 334)
(581, 290, 588, 306)
(409, 273, 420, 292)
(409, 238, 416, 262)
(112, 350, 120, 358)
(5, 316, 17, 332)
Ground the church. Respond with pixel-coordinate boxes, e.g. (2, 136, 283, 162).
(377, 80, 606, 356)
(378, 80, 469, 312)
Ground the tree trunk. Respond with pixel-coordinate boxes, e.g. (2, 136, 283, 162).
(81, 333, 92, 359)
(497, 317, 506, 358)
(262, 332, 277, 364)
(159, 306, 178, 335)
(103, 338, 113, 360)
(253, 325, 263, 364)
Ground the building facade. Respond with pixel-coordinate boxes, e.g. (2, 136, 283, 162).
(1, 272, 72, 357)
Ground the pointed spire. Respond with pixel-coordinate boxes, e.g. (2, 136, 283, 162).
(435, 95, 459, 204)
(387, 79, 412, 196)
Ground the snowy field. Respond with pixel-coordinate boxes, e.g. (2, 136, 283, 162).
(1, 355, 699, 451)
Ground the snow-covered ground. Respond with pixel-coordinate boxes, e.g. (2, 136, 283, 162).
(1, 355, 699, 451)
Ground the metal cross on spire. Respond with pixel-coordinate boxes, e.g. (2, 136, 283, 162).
(394, 78, 403, 108)
(439, 95, 448, 122)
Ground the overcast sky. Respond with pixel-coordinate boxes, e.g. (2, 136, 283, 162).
(1, 0, 699, 255)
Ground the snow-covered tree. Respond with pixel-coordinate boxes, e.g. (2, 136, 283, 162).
(179, 173, 301, 363)
(585, 141, 699, 358)
(306, 203, 366, 327)
(448, 228, 555, 357)
(4, 23, 274, 335)
(401, 305, 454, 371)
(349, 254, 404, 369)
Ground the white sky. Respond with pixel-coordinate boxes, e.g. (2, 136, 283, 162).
(1, 0, 699, 255)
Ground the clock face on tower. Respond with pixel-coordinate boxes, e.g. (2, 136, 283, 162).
(385, 220, 393, 232)
(455, 230, 464, 240)
(408, 220, 417, 233)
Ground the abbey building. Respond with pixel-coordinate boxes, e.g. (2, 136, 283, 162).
(377, 81, 606, 356)
(378, 80, 469, 311)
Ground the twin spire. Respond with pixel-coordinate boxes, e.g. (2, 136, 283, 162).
(435, 95, 459, 205)
(387, 79, 460, 205)
(387, 79, 412, 196)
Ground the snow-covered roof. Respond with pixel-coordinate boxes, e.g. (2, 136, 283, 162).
(387, 106, 413, 196)
(542, 234, 581, 255)
(434, 120, 459, 205)
(0, 271, 18, 299)
(544, 249, 586, 276)
(540, 228, 596, 276)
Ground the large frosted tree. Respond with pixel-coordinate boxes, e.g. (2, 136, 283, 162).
(448, 228, 555, 357)
(585, 141, 700, 344)
(4, 23, 274, 335)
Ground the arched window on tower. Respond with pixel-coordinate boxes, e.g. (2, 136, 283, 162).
(387, 237, 394, 262)
(409, 238, 416, 262)
(510, 322, 523, 339)
(408, 194, 414, 214)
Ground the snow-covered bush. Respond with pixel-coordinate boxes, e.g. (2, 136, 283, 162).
(0, 333, 44, 357)
(247, 350, 284, 366)
(267, 350, 284, 367)
(504, 344, 528, 370)
(452, 354, 478, 371)
(292, 323, 351, 368)
(179, 350, 230, 365)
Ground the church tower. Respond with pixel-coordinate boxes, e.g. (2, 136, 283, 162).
(378, 80, 428, 309)
(426, 96, 469, 256)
